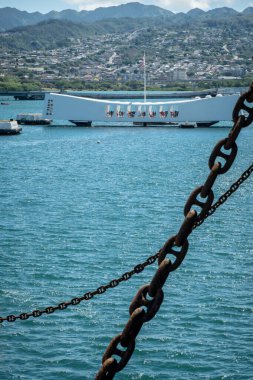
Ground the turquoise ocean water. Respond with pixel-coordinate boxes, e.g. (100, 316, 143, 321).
(0, 97, 252, 379)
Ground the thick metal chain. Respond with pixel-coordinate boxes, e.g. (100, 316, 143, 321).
(95, 83, 253, 379)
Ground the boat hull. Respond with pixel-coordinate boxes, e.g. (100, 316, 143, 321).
(69, 120, 92, 127)
(17, 120, 51, 125)
(16, 113, 51, 125)
(0, 120, 22, 135)
(0, 127, 22, 135)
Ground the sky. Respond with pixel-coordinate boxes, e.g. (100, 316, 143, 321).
(0, 0, 252, 14)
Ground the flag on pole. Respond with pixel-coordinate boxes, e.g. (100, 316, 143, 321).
(139, 53, 146, 68)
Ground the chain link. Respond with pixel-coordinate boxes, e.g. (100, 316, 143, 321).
(95, 83, 253, 379)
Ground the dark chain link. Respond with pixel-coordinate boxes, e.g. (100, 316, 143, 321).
(95, 83, 253, 379)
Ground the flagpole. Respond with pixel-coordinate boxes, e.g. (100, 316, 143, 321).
(143, 52, 146, 103)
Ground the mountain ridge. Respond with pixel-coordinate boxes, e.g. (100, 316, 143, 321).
(1, 11, 253, 53)
(0, 2, 252, 31)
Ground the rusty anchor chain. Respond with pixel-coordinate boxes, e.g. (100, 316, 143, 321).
(95, 83, 253, 379)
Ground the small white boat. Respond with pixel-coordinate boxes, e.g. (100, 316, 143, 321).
(16, 113, 51, 125)
(0, 120, 22, 135)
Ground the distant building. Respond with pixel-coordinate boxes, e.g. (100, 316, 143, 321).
(172, 69, 187, 81)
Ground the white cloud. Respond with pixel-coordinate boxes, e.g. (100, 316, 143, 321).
(155, 0, 210, 12)
(144, 0, 253, 12)
(64, 0, 128, 11)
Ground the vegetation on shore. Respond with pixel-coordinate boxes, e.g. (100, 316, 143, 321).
(0, 75, 251, 92)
